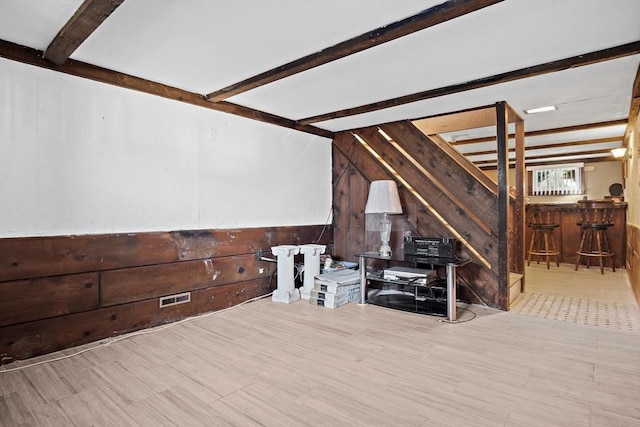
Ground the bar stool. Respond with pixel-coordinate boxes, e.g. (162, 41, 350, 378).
(575, 200, 615, 274)
(526, 204, 560, 269)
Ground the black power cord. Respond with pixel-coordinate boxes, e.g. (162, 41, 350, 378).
(315, 138, 357, 244)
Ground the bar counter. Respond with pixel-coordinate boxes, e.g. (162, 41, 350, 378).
(524, 202, 627, 268)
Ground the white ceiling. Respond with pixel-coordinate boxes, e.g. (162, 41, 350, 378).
(1, 0, 639, 166)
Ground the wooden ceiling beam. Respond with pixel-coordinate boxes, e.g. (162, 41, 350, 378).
(623, 64, 640, 145)
(298, 41, 640, 126)
(449, 119, 627, 145)
(472, 147, 617, 162)
(461, 136, 622, 156)
(0, 40, 333, 139)
(474, 154, 620, 170)
(478, 155, 619, 170)
(43, 0, 124, 66)
(204, 0, 503, 102)
(528, 148, 616, 158)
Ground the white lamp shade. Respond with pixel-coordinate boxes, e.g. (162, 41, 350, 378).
(365, 180, 403, 214)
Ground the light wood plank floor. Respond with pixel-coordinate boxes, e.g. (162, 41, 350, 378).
(1, 270, 639, 426)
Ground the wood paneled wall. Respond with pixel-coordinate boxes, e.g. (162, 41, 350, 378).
(524, 204, 627, 268)
(332, 122, 513, 309)
(0, 225, 332, 364)
(627, 223, 640, 306)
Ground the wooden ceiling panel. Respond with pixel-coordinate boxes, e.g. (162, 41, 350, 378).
(413, 106, 497, 135)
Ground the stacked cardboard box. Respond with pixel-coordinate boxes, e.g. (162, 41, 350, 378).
(309, 269, 360, 308)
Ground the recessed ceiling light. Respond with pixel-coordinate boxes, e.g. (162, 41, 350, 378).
(524, 105, 557, 114)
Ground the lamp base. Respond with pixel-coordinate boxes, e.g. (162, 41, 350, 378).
(378, 245, 392, 257)
(378, 213, 392, 257)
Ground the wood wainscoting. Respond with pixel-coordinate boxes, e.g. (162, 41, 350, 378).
(0, 225, 332, 364)
(628, 223, 640, 306)
(524, 203, 627, 268)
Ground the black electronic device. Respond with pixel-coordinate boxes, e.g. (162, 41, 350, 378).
(403, 236, 457, 259)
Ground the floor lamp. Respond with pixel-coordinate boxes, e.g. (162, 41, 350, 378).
(365, 180, 403, 256)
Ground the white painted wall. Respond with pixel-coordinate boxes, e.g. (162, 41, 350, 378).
(0, 58, 332, 237)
